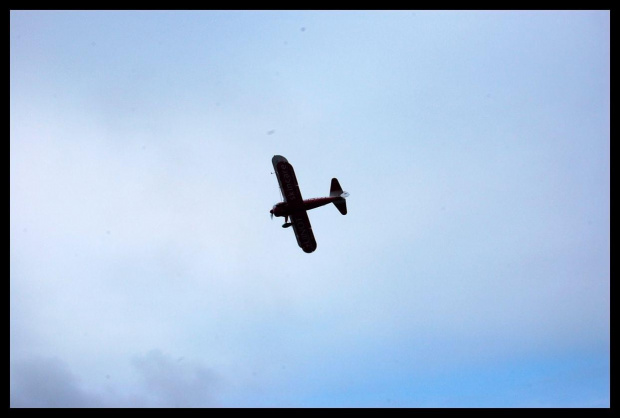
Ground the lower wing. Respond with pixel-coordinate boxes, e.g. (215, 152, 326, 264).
(290, 210, 317, 253)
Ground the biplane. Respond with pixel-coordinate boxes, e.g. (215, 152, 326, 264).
(270, 155, 348, 253)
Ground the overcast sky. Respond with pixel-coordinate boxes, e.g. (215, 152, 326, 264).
(11, 10, 609, 407)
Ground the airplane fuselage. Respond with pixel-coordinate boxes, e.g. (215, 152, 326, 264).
(271, 196, 340, 218)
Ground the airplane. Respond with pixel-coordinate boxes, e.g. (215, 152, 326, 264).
(270, 155, 349, 253)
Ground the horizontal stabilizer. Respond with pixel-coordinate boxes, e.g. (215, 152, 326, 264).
(334, 198, 347, 215)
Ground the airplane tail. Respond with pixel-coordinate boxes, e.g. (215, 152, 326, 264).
(330, 178, 348, 215)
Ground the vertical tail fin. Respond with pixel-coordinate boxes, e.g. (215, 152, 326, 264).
(330, 178, 348, 215)
(330, 178, 343, 197)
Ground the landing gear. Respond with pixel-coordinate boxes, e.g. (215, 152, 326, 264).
(282, 216, 292, 228)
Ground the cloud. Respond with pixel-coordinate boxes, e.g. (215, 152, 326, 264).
(131, 350, 222, 408)
(10, 357, 104, 408)
(10, 352, 222, 408)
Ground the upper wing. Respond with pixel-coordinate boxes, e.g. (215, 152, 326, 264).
(290, 210, 317, 253)
(272, 155, 304, 208)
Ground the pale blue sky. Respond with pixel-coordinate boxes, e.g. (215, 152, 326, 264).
(11, 10, 609, 407)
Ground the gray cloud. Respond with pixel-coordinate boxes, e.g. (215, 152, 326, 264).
(131, 350, 222, 408)
(10, 357, 104, 408)
(10, 352, 222, 408)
